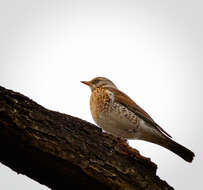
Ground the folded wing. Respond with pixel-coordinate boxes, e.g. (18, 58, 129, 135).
(107, 87, 172, 138)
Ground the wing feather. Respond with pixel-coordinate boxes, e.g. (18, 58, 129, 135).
(106, 87, 172, 138)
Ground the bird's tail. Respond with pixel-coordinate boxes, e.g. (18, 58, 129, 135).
(140, 132, 195, 162)
(165, 138, 195, 162)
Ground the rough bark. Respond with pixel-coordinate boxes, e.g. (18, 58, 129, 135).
(0, 86, 174, 190)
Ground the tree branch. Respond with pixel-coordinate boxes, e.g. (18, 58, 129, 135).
(0, 86, 173, 190)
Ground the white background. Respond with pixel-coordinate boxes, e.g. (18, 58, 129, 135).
(0, 0, 202, 189)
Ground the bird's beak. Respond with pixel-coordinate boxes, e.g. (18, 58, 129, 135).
(81, 81, 91, 86)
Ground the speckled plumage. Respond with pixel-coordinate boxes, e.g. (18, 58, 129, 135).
(81, 77, 195, 162)
(90, 87, 140, 138)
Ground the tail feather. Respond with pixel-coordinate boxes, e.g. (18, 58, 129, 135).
(167, 139, 195, 162)
(138, 129, 195, 162)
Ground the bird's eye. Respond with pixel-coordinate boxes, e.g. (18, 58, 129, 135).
(92, 79, 100, 84)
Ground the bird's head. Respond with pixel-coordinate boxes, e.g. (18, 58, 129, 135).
(81, 77, 117, 91)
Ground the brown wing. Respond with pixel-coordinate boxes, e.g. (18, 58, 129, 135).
(106, 87, 172, 138)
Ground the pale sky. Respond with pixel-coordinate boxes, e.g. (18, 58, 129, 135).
(0, 0, 202, 189)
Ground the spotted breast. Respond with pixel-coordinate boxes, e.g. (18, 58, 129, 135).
(90, 87, 140, 138)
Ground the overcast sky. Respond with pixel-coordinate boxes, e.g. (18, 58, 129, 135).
(0, 0, 202, 189)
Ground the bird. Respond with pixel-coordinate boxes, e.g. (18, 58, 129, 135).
(81, 77, 195, 162)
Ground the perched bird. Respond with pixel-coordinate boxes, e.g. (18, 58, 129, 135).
(81, 77, 195, 162)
